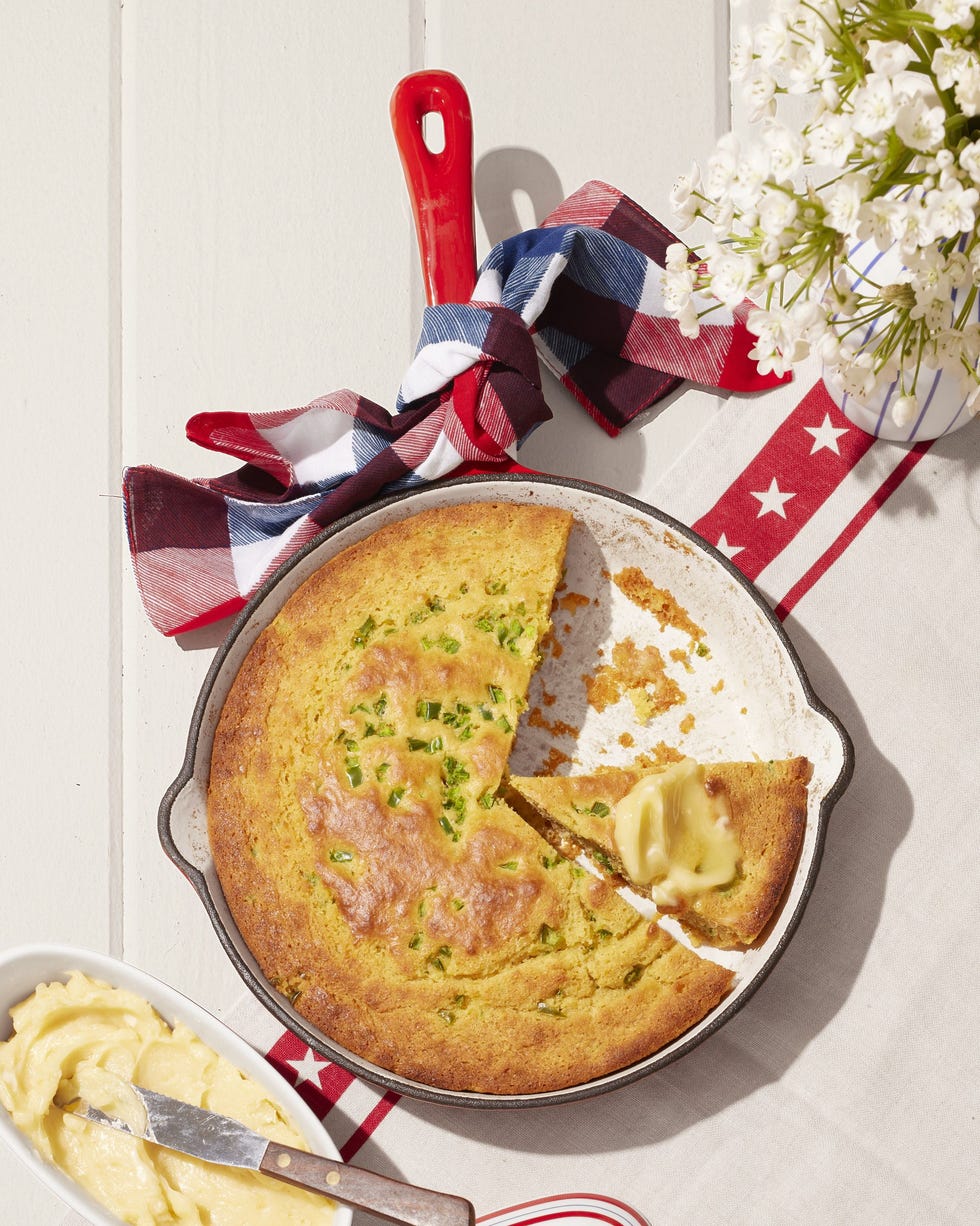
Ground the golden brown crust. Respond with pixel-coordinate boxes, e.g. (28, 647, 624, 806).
(209, 502, 735, 1094)
(506, 756, 812, 949)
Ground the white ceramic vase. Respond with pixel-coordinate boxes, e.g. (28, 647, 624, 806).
(822, 237, 979, 443)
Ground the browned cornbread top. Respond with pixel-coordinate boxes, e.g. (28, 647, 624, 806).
(208, 502, 734, 1094)
(506, 756, 812, 949)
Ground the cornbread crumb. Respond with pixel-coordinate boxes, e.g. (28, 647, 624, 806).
(613, 566, 704, 640)
(584, 638, 685, 720)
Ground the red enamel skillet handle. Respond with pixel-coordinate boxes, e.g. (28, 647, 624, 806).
(390, 70, 477, 306)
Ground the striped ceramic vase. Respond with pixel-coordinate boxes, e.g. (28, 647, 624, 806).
(822, 236, 979, 442)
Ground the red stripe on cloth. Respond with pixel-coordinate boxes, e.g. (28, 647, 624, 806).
(773, 436, 934, 620)
(542, 180, 624, 229)
(692, 381, 875, 581)
(168, 593, 248, 636)
(134, 544, 243, 637)
(187, 412, 295, 487)
(338, 1090, 401, 1162)
(315, 1062, 359, 1109)
(622, 312, 732, 387)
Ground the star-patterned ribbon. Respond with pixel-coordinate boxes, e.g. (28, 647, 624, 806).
(651, 373, 936, 621)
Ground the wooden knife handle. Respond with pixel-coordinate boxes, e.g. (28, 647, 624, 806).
(261, 1141, 476, 1226)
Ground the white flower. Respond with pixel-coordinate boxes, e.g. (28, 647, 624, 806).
(831, 267, 859, 315)
(924, 180, 979, 237)
(805, 113, 856, 166)
(834, 351, 879, 402)
(728, 146, 771, 212)
(746, 69, 778, 121)
(754, 19, 791, 72)
(960, 323, 980, 364)
(704, 248, 756, 308)
(817, 330, 842, 363)
(825, 174, 871, 236)
(661, 244, 700, 315)
(784, 35, 833, 94)
(945, 250, 970, 287)
(953, 55, 980, 118)
(702, 200, 735, 240)
(746, 306, 807, 377)
(758, 187, 799, 237)
(850, 74, 898, 138)
(790, 298, 826, 338)
(959, 140, 980, 184)
(909, 248, 954, 325)
(895, 96, 946, 152)
(892, 394, 918, 427)
(915, 0, 977, 31)
(676, 300, 701, 339)
(761, 122, 804, 182)
(661, 263, 698, 312)
(665, 242, 691, 273)
(820, 76, 841, 112)
(897, 193, 937, 251)
(857, 196, 908, 249)
(932, 45, 970, 90)
(929, 327, 966, 368)
(865, 40, 915, 77)
(702, 133, 741, 200)
(670, 164, 702, 230)
(730, 26, 753, 79)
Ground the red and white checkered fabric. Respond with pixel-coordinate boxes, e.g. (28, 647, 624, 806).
(123, 181, 787, 637)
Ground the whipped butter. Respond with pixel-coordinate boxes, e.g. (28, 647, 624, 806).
(612, 758, 739, 906)
(0, 972, 334, 1225)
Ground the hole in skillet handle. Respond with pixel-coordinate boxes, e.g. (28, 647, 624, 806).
(390, 69, 477, 306)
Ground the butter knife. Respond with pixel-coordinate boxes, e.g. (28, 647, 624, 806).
(70, 1084, 474, 1226)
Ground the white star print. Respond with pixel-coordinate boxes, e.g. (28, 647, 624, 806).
(803, 414, 849, 455)
(715, 533, 744, 559)
(751, 478, 796, 519)
(287, 1047, 329, 1087)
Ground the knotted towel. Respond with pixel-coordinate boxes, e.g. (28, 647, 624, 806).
(124, 181, 787, 636)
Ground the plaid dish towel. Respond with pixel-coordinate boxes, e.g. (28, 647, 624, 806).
(124, 180, 787, 637)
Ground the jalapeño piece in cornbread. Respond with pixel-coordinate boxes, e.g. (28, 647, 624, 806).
(208, 502, 733, 1094)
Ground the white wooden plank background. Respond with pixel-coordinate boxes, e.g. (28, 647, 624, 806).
(2, 3, 731, 1220)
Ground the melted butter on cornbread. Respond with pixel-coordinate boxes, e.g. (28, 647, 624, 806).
(611, 758, 739, 906)
(0, 972, 334, 1225)
(506, 755, 812, 951)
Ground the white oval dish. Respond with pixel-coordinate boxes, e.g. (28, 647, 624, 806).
(0, 943, 352, 1226)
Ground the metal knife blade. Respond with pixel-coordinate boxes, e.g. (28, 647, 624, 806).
(71, 1084, 475, 1226)
(74, 1084, 269, 1169)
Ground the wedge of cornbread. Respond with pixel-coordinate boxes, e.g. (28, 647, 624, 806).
(208, 502, 733, 1095)
(506, 756, 812, 949)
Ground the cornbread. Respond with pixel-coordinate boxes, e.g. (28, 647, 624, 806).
(506, 756, 812, 949)
(0, 973, 334, 1225)
(208, 502, 734, 1094)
